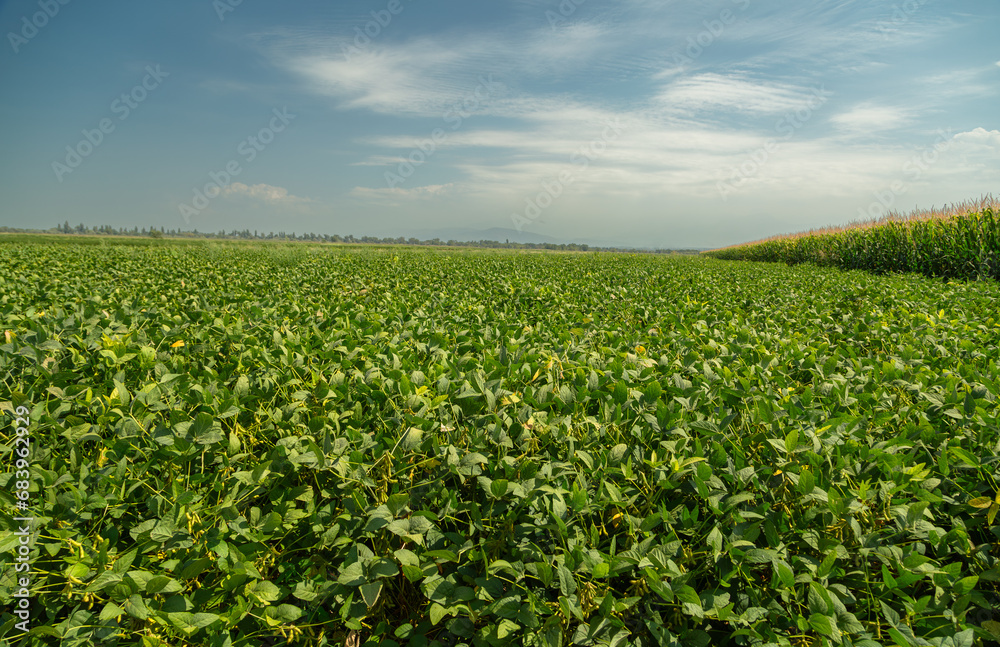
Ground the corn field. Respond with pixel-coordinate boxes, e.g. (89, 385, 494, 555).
(706, 198, 1000, 280)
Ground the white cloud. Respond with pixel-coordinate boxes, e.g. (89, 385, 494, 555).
(952, 127, 1000, 149)
(656, 74, 822, 115)
(263, 10, 994, 217)
(831, 104, 910, 134)
(917, 67, 999, 100)
(275, 24, 615, 118)
(289, 46, 474, 116)
(350, 156, 409, 167)
(351, 184, 454, 202)
(222, 182, 310, 203)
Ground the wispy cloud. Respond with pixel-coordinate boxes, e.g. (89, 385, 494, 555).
(222, 182, 311, 203)
(831, 104, 911, 134)
(656, 73, 818, 116)
(350, 183, 455, 205)
(260, 4, 999, 231)
(350, 155, 410, 167)
(270, 22, 613, 118)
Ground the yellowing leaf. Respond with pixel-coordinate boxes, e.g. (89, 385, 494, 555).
(171, 340, 185, 348)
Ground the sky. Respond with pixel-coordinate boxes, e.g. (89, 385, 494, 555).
(0, 0, 997, 249)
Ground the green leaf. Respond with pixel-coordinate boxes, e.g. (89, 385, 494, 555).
(906, 500, 929, 526)
(386, 492, 410, 516)
(639, 513, 661, 533)
(123, 594, 149, 619)
(490, 479, 510, 499)
(248, 580, 282, 604)
(145, 575, 182, 594)
(338, 562, 366, 587)
(86, 571, 123, 592)
(402, 564, 425, 581)
(953, 575, 978, 595)
(429, 602, 449, 625)
(360, 581, 383, 608)
(674, 584, 703, 618)
(643, 381, 662, 404)
(542, 615, 563, 647)
(775, 560, 795, 589)
(808, 613, 837, 638)
(112, 549, 138, 574)
(963, 392, 976, 416)
(190, 412, 224, 444)
(370, 558, 399, 579)
(798, 468, 815, 495)
(557, 565, 577, 596)
(150, 518, 177, 543)
(234, 375, 250, 399)
(784, 429, 799, 454)
(167, 611, 221, 635)
(612, 381, 628, 404)
(744, 548, 777, 564)
(949, 446, 979, 467)
(264, 604, 303, 625)
(706, 526, 723, 555)
(399, 427, 423, 451)
(387, 516, 433, 545)
(982, 621, 1000, 639)
(99, 602, 124, 622)
(888, 628, 913, 647)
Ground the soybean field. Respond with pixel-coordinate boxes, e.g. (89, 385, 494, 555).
(1, 239, 999, 647)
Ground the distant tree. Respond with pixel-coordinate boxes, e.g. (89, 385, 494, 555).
(149, 229, 163, 239)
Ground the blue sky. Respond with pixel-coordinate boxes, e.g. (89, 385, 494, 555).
(1, 0, 997, 248)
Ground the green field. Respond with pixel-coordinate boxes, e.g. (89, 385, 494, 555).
(1, 239, 999, 646)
